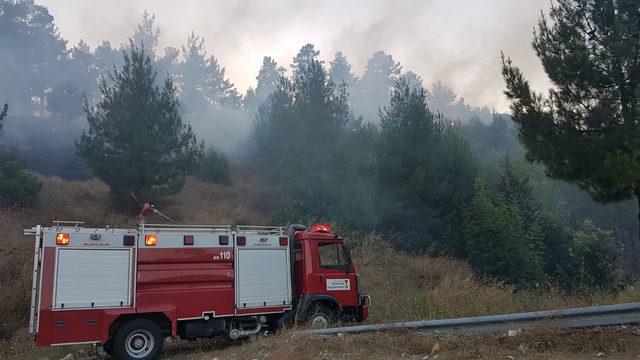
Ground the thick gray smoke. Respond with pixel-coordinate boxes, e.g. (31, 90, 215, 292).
(38, 0, 551, 112)
(0, 0, 551, 178)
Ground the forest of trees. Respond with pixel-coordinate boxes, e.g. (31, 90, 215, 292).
(1, 0, 637, 291)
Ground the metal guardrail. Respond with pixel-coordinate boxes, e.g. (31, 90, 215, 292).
(295, 302, 640, 336)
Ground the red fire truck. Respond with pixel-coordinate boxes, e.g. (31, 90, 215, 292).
(24, 221, 370, 359)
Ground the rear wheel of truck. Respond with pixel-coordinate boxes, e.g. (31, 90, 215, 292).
(307, 304, 336, 328)
(113, 318, 164, 360)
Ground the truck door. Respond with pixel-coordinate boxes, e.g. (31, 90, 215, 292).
(315, 241, 358, 308)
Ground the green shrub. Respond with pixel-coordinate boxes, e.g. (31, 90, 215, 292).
(565, 219, 628, 293)
(0, 151, 41, 208)
(196, 148, 230, 185)
(461, 177, 543, 286)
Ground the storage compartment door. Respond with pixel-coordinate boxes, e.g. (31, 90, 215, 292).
(236, 248, 291, 308)
(54, 249, 132, 309)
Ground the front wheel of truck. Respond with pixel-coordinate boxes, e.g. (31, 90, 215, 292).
(307, 304, 336, 328)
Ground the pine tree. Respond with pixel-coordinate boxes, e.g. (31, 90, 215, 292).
(334, 122, 380, 230)
(178, 32, 239, 110)
(403, 71, 423, 91)
(0, 0, 68, 113)
(69, 40, 98, 91)
(428, 81, 457, 109)
(243, 87, 258, 112)
(47, 39, 96, 117)
(498, 156, 538, 221)
(377, 76, 477, 250)
(132, 10, 160, 56)
(426, 81, 459, 121)
(245, 56, 286, 111)
(352, 51, 402, 120)
(329, 51, 356, 88)
(291, 43, 321, 73)
(362, 51, 402, 85)
(256, 56, 286, 98)
(426, 81, 493, 123)
(156, 46, 180, 80)
(0, 104, 41, 208)
(455, 114, 523, 161)
(254, 55, 349, 221)
(46, 81, 83, 118)
(94, 41, 124, 77)
(502, 0, 640, 273)
(77, 43, 203, 206)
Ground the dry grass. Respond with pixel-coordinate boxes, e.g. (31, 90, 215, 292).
(166, 176, 271, 225)
(351, 233, 640, 323)
(10, 170, 275, 230)
(0, 253, 31, 339)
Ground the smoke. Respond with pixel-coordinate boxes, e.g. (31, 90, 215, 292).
(39, 0, 551, 112)
(183, 108, 253, 160)
(0, 0, 554, 178)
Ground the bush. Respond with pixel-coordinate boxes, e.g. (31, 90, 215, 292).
(461, 177, 543, 286)
(565, 219, 628, 293)
(0, 151, 41, 208)
(196, 148, 230, 184)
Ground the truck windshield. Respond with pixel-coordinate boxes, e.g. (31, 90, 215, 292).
(318, 242, 348, 269)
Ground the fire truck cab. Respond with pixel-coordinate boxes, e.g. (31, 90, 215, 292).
(25, 222, 370, 359)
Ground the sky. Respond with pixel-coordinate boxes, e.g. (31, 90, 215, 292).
(39, 0, 552, 112)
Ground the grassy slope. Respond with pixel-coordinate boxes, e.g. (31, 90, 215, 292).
(352, 235, 638, 323)
(0, 175, 638, 359)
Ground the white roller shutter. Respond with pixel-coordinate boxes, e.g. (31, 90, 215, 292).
(54, 249, 132, 309)
(236, 248, 291, 308)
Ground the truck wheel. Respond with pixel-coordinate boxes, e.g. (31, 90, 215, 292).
(307, 304, 336, 328)
(113, 319, 164, 360)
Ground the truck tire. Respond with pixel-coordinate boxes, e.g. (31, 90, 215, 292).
(306, 304, 336, 328)
(112, 319, 164, 360)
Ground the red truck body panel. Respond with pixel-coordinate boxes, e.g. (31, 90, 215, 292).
(136, 247, 236, 319)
